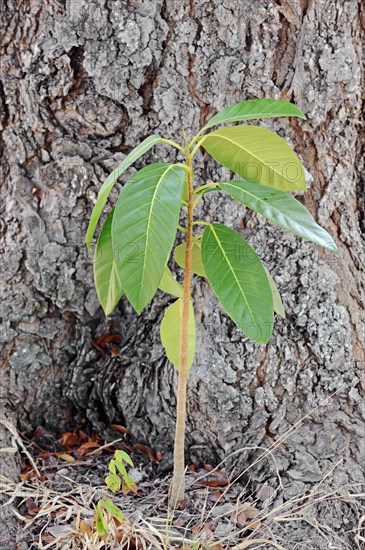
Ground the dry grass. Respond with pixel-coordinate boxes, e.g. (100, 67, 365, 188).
(1, 461, 364, 549)
(1, 389, 364, 549)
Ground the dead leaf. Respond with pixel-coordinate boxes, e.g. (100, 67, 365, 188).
(76, 442, 101, 456)
(236, 511, 246, 527)
(111, 424, 129, 434)
(135, 443, 158, 463)
(122, 481, 138, 495)
(79, 520, 92, 535)
(57, 453, 75, 463)
(257, 484, 275, 501)
(195, 479, 228, 488)
(239, 504, 259, 520)
(60, 431, 80, 448)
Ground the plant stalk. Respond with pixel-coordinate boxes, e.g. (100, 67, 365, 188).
(169, 133, 194, 508)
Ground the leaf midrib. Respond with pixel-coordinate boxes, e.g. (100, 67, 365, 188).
(221, 181, 326, 244)
(138, 164, 178, 305)
(208, 225, 259, 331)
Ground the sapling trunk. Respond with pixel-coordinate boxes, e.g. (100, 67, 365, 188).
(169, 134, 194, 508)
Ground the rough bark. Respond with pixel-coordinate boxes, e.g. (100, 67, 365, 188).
(1, 0, 364, 547)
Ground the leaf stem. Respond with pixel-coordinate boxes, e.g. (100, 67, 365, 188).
(192, 221, 210, 226)
(191, 137, 207, 158)
(188, 128, 205, 148)
(169, 131, 195, 508)
(177, 225, 187, 234)
(161, 138, 185, 153)
(195, 182, 220, 194)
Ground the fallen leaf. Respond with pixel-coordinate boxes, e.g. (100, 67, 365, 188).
(60, 431, 81, 448)
(239, 504, 259, 520)
(31, 426, 45, 441)
(26, 498, 39, 512)
(57, 453, 75, 463)
(236, 511, 247, 527)
(79, 520, 92, 534)
(135, 444, 158, 463)
(195, 479, 228, 488)
(122, 481, 138, 495)
(76, 442, 101, 456)
(111, 424, 129, 434)
(257, 484, 275, 501)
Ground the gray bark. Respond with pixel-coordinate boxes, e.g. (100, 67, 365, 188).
(1, 0, 364, 547)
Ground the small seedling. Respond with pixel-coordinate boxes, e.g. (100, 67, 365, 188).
(86, 98, 338, 508)
(95, 449, 136, 536)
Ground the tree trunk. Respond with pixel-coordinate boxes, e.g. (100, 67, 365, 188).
(1, 0, 364, 546)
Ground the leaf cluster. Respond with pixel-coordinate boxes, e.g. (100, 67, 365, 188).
(87, 98, 338, 368)
(95, 450, 136, 537)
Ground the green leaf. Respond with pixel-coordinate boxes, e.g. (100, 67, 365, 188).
(203, 98, 306, 130)
(219, 179, 338, 254)
(101, 498, 124, 524)
(174, 239, 207, 277)
(95, 503, 108, 536)
(86, 135, 161, 251)
(94, 209, 123, 316)
(114, 450, 134, 467)
(201, 126, 306, 192)
(105, 473, 121, 493)
(108, 459, 116, 474)
(158, 266, 183, 297)
(264, 267, 285, 319)
(202, 224, 273, 344)
(160, 299, 196, 371)
(114, 460, 128, 478)
(112, 163, 186, 314)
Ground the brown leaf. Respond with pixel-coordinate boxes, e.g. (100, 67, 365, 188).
(76, 442, 101, 456)
(122, 481, 138, 495)
(240, 504, 259, 520)
(92, 334, 123, 357)
(79, 520, 92, 534)
(246, 518, 261, 530)
(60, 431, 81, 448)
(31, 426, 46, 441)
(111, 424, 129, 434)
(195, 479, 228, 488)
(236, 511, 247, 527)
(26, 498, 39, 512)
(96, 334, 123, 346)
(135, 443, 158, 463)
